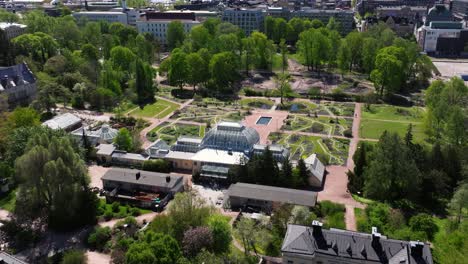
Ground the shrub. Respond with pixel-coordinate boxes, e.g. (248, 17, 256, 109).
(130, 207, 140, 217)
(318, 201, 345, 217)
(409, 213, 438, 240)
(88, 227, 111, 251)
(311, 122, 324, 133)
(112, 202, 120, 213)
(344, 129, 352, 138)
(243, 87, 263, 96)
(104, 210, 113, 221)
(142, 159, 171, 173)
(61, 250, 87, 264)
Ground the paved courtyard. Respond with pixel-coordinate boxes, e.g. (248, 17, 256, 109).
(243, 109, 288, 144)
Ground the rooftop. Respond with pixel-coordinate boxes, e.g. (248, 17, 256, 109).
(73, 11, 126, 15)
(191, 149, 248, 165)
(304, 154, 325, 182)
(96, 143, 116, 156)
(42, 113, 81, 130)
(0, 22, 27, 30)
(282, 224, 433, 264)
(0, 63, 35, 91)
(227, 183, 317, 207)
(102, 168, 183, 189)
(0, 252, 28, 264)
(140, 11, 197, 21)
(112, 151, 149, 161)
(201, 121, 260, 152)
(164, 150, 196, 160)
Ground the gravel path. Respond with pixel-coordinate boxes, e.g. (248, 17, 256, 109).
(86, 250, 111, 264)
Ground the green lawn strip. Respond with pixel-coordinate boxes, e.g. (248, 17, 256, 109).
(319, 201, 346, 230)
(131, 99, 179, 118)
(112, 101, 137, 114)
(352, 194, 375, 205)
(0, 189, 16, 212)
(354, 207, 367, 232)
(362, 105, 425, 122)
(360, 119, 426, 141)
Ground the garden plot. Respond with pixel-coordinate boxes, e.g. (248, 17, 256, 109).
(239, 98, 275, 110)
(172, 103, 250, 126)
(147, 122, 205, 144)
(281, 115, 353, 137)
(269, 132, 349, 165)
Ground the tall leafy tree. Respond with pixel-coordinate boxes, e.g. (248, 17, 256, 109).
(363, 132, 421, 203)
(167, 21, 185, 50)
(168, 49, 188, 90)
(114, 128, 133, 152)
(135, 59, 156, 105)
(14, 134, 97, 230)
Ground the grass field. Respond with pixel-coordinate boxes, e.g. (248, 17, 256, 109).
(130, 99, 179, 118)
(362, 105, 424, 122)
(360, 119, 425, 140)
(0, 190, 16, 212)
(360, 104, 426, 141)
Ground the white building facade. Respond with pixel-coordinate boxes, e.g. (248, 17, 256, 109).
(73, 11, 129, 25)
(222, 8, 265, 35)
(0, 22, 26, 40)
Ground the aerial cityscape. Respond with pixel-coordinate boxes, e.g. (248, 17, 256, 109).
(0, 0, 466, 263)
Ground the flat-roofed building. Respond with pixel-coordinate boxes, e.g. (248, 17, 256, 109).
(73, 11, 129, 25)
(226, 182, 317, 213)
(192, 149, 249, 180)
(111, 150, 149, 166)
(42, 113, 82, 132)
(292, 8, 355, 35)
(137, 11, 200, 45)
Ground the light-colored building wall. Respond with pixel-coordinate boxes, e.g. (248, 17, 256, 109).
(73, 11, 129, 25)
(293, 9, 354, 35)
(136, 20, 199, 45)
(417, 26, 463, 52)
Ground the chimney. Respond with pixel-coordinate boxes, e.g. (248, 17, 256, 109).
(312, 220, 323, 236)
(371, 227, 381, 241)
(136, 172, 141, 180)
(166, 175, 171, 183)
(410, 241, 424, 258)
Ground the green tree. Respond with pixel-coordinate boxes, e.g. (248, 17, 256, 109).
(207, 214, 232, 254)
(363, 132, 421, 203)
(110, 46, 136, 70)
(14, 134, 97, 230)
(275, 73, 292, 105)
(448, 183, 468, 224)
(7, 107, 40, 129)
(186, 52, 207, 89)
(168, 50, 188, 90)
(167, 21, 185, 50)
(371, 47, 404, 96)
(0, 10, 19, 23)
(126, 232, 181, 264)
(135, 59, 156, 105)
(190, 25, 211, 51)
(114, 128, 133, 151)
(337, 39, 351, 76)
(209, 52, 239, 91)
(279, 39, 288, 74)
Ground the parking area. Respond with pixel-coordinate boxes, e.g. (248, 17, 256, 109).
(192, 184, 226, 208)
(432, 59, 468, 80)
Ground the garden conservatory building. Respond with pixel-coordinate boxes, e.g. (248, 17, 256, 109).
(200, 121, 260, 153)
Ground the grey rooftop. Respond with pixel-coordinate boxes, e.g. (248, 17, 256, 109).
(227, 183, 317, 207)
(102, 168, 183, 189)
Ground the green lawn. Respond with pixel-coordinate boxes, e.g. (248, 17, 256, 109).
(239, 98, 274, 109)
(362, 105, 425, 122)
(0, 190, 16, 212)
(97, 199, 151, 220)
(130, 99, 179, 118)
(360, 119, 425, 140)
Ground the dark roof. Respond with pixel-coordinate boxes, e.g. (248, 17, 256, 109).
(0, 252, 28, 264)
(227, 183, 317, 207)
(282, 224, 433, 264)
(142, 12, 196, 21)
(102, 168, 183, 189)
(0, 63, 36, 85)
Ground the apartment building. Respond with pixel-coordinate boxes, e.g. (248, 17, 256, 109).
(222, 8, 265, 35)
